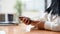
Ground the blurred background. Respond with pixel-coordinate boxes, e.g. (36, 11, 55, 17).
(19, 0, 51, 20)
(0, 0, 51, 34)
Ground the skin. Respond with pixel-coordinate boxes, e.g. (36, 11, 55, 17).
(19, 16, 45, 30)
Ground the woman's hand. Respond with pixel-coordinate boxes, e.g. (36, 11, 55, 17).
(19, 16, 45, 30)
(19, 16, 31, 25)
(31, 20, 45, 30)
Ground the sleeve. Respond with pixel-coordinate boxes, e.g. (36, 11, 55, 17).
(44, 17, 60, 31)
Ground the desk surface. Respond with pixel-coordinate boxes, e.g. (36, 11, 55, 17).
(25, 30, 60, 34)
(0, 23, 60, 34)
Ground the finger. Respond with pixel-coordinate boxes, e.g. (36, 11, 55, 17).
(19, 17, 24, 20)
(26, 20, 29, 25)
(24, 17, 30, 25)
(24, 18, 28, 24)
(19, 16, 31, 25)
(26, 19, 30, 25)
(22, 17, 26, 23)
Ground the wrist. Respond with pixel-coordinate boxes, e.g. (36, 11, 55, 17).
(38, 21, 45, 29)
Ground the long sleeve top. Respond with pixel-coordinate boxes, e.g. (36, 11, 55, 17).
(44, 0, 60, 31)
(42, 12, 60, 31)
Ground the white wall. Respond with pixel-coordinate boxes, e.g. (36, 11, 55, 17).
(22, 0, 51, 20)
(21, 0, 45, 20)
(0, 0, 17, 14)
(24, 0, 45, 11)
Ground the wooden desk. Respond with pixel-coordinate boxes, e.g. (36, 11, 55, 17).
(0, 24, 26, 34)
(0, 23, 60, 34)
(25, 30, 60, 34)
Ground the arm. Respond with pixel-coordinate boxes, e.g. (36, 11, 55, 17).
(19, 16, 60, 31)
(30, 20, 45, 30)
(34, 18, 60, 31)
(32, 15, 60, 31)
(19, 16, 45, 29)
(44, 21, 60, 31)
(36, 17, 60, 31)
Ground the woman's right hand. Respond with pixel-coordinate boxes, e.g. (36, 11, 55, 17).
(19, 16, 31, 25)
